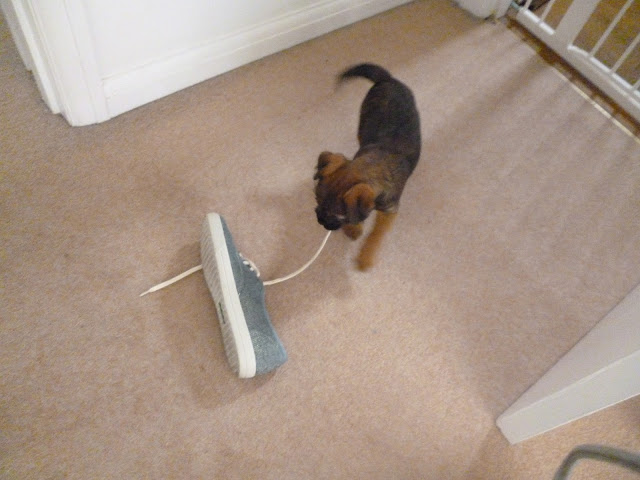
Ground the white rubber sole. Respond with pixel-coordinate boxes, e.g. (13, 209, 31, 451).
(201, 213, 256, 378)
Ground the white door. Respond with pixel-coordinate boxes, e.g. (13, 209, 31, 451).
(515, 0, 640, 123)
(497, 283, 640, 444)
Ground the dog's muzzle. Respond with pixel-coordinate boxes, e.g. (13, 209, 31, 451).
(315, 208, 343, 231)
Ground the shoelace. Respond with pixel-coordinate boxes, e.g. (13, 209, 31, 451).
(239, 253, 261, 277)
(140, 230, 331, 296)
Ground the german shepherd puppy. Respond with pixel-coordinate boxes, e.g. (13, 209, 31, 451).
(314, 63, 421, 270)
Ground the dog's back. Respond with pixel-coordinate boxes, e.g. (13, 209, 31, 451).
(339, 63, 421, 174)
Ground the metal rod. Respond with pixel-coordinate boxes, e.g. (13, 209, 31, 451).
(553, 444, 640, 480)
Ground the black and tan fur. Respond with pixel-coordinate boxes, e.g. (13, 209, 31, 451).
(314, 63, 421, 270)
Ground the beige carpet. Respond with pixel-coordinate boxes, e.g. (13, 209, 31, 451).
(2, 1, 640, 479)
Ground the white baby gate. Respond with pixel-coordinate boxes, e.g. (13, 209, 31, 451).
(514, 0, 640, 123)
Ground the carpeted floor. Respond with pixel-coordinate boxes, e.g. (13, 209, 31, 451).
(2, 1, 640, 479)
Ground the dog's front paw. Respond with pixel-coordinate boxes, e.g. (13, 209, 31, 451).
(342, 224, 362, 240)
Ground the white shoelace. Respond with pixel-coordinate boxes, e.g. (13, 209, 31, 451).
(140, 230, 331, 297)
(239, 253, 261, 277)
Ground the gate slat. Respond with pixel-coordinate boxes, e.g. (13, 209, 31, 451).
(611, 31, 640, 75)
(590, 0, 634, 58)
(539, 0, 557, 23)
(553, 0, 600, 46)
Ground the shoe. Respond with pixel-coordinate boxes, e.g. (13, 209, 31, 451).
(200, 213, 287, 378)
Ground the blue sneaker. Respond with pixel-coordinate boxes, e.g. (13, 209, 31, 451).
(200, 213, 287, 378)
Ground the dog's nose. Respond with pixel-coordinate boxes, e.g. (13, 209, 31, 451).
(316, 208, 342, 231)
(323, 221, 342, 231)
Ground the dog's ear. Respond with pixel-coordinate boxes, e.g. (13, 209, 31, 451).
(314, 152, 347, 180)
(343, 183, 375, 224)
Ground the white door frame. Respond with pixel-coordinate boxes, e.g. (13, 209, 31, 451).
(497, 283, 640, 444)
(1, 0, 109, 125)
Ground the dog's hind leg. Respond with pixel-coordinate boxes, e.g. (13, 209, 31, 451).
(356, 211, 396, 271)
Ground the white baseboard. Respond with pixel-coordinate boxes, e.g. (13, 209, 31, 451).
(102, 0, 413, 120)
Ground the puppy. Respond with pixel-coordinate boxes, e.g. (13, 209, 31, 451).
(314, 63, 421, 270)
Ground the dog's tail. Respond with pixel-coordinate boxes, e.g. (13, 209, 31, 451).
(339, 63, 393, 84)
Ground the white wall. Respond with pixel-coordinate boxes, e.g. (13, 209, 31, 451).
(456, 0, 511, 18)
(3, 0, 414, 126)
(84, 0, 318, 79)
